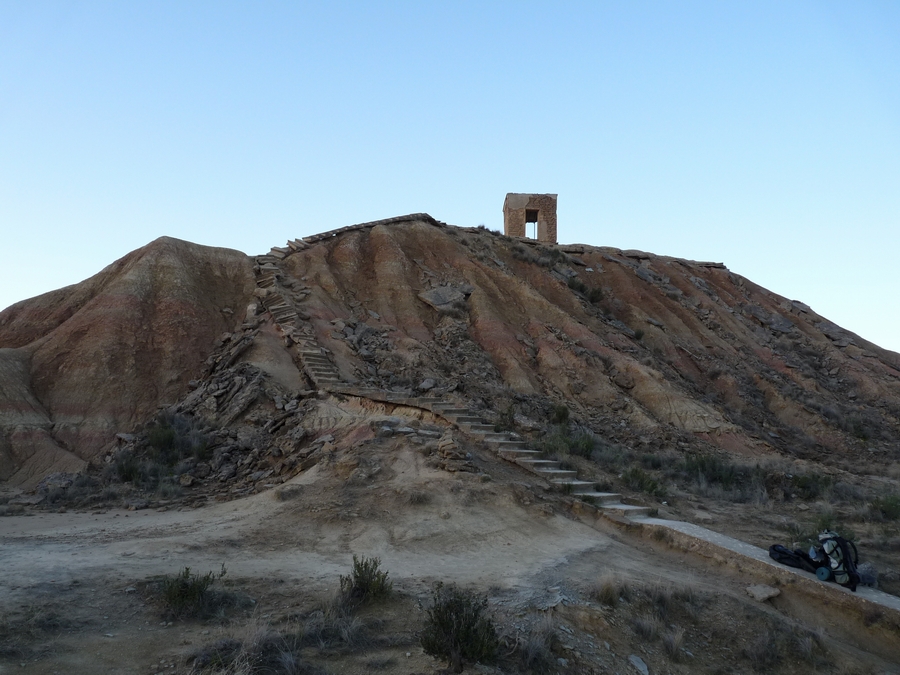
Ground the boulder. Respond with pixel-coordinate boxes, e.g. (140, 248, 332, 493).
(745, 584, 780, 602)
(418, 287, 466, 310)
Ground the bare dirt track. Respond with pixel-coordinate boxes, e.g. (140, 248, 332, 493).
(3, 460, 899, 675)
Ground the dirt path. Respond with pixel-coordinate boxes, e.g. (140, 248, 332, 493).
(1, 468, 715, 674)
(5, 460, 896, 674)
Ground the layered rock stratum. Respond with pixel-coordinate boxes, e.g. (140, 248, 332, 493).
(1, 216, 898, 489)
(0, 237, 255, 485)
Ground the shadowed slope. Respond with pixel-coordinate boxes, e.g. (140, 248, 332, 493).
(283, 221, 900, 464)
(0, 237, 255, 485)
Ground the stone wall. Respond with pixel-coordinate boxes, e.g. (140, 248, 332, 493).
(503, 193, 558, 244)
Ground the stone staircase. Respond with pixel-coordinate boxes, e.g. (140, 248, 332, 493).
(334, 386, 652, 518)
(253, 255, 345, 390)
(248, 227, 900, 628)
(252, 240, 649, 520)
(265, 213, 446, 260)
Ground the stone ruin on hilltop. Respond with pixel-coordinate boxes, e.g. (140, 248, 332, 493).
(503, 193, 558, 244)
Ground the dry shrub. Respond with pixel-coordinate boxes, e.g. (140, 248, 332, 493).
(273, 485, 304, 501)
(631, 613, 660, 641)
(0, 601, 66, 656)
(338, 555, 392, 607)
(420, 582, 498, 674)
(402, 489, 430, 506)
(515, 614, 557, 674)
(299, 596, 367, 650)
(189, 621, 324, 674)
(742, 630, 781, 670)
(662, 626, 685, 659)
(158, 564, 232, 619)
(590, 575, 630, 607)
(649, 583, 673, 618)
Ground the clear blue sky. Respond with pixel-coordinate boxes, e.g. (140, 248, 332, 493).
(2, 2, 898, 351)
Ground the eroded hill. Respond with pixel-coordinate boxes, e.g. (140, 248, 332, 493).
(2, 216, 900, 488)
(2, 216, 900, 674)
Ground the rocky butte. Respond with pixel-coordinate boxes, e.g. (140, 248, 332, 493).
(1, 214, 899, 674)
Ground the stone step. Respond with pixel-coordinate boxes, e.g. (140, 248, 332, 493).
(498, 448, 541, 459)
(445, 415, 484, 425)
(600, 504, 653, 517)
(482, 433, 521, 443)
(429, 401, 470, 410)
(432, 407, 471, 416)
(497, 450, 541, 464)
(300, 354, 331, 362)
(575, 492, 624, 504)
(463, 423, 495, 433)
(486, 439, 528, 451)
(517, 459, 561, 471)
(534, 469, 579, 480)
(550, 480, 596, 494)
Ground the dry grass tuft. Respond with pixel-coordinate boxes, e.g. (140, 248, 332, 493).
(514, 614, 558, 674)
(742, 630, 781, 671)
(662, 626, 685, 659)
(401, 489, 431, 506)
(631, 613, 660, 641)
(590, 575, 630, 607)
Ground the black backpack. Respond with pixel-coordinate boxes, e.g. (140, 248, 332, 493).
(768, 544, 818, 574)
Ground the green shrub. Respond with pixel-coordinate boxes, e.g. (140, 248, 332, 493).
(591, 443, 633, 471)
(791, 472, 832, 500)
(622, 467, 665, 497)
(633, 328, 645, 341)
(870, 494, 900, 521)
(112, 451, 165, 490)
(494, 405, 515, 432)
(567, 432, 596, 458)
(159, 565, 227, 619)
(681, 454, 767, 503)
(587, 287, 604, 304)
(684, 455, 739, 489)
(339, 555, 392, 607)
(549, 404, 569, 425)
(420, 583, 498, 673)
(539, 428, 596, 459)
(641, 453, 664, 470)
(146, 412, 211, 465)
(567, 277, 587, 294)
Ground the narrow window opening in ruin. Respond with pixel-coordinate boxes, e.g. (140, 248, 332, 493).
(525, 209, 539, 239)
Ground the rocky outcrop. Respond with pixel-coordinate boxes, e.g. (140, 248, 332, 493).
(4, 219, 900, 488)
(0, 237, 256, 484)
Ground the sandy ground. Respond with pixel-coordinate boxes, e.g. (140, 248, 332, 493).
(3, 448, 898, 675)
(0, 456, 721, 675)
